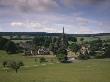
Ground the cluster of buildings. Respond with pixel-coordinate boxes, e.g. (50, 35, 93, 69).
(19, 27, 66, 56)
(19, 27, 90, 59)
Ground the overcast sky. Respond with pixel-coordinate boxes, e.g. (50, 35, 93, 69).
(0, 0, 110, 34)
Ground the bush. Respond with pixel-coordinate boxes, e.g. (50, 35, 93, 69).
(18, 61, 24, 66)
(56, 53, 68, 63)
(9, 61, 20, 73)
(78, 55, 89, 60)
(2, 60, 24, 73)
(40, 57, 46, 63)
(104, 45, 110, 58)
(4, 41, 18, 54)
(2, 61, 8, 67)
(0, 37, 8, 50)
(56, 48, 68, 63)
(69, 43, 80, 54)
(95, 55, 104, 59)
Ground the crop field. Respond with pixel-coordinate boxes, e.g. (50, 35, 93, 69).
(0, 51, 110, 82)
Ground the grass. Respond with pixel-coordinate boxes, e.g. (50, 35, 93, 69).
(77, 36, 110, 42)
(77, 37, 97, 42)
(0, 51, 36, 66)
(11, 40, 32, 43)
(0, 51, 110, 82)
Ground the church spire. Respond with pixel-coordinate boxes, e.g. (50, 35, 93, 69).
(60, 26, 68, 49)
(61, 27, 65, 46)
(63, 27, 64, 34)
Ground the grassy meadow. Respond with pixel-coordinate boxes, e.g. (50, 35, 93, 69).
(77, 36, 110, 42)
(0, 51, 110, 82)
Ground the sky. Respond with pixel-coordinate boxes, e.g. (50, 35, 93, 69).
(0, 0, 110, 34)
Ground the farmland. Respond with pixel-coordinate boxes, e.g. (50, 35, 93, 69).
(0, 51, 110, 82)
(0, 32, 110, 82)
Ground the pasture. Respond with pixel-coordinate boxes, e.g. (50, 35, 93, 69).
(77, 35, 110, 42)
(0, 51, 110, 82)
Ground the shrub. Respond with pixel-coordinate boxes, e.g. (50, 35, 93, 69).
(4, 41, 18, 54)
(2, 61, 8, 67)
(2, 60, 24, 73)
(0, 37, 8, 50)
(95, 55, 104, 59)
(18, 61, 24, 66)
(104, 45, 110, 58)
(78, 55, 89, 60)
(40, 57, 46, 63)
(56, 48, 68, 63)
(9, 61, 20, 73)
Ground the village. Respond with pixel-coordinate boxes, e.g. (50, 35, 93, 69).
(16, 28, 90, 62)
(0, 28, 110, 82)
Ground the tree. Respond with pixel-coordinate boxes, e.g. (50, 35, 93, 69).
(89, 39, 103, 51)
(49, 43, 54, 52)
(2, 61, 8, 67)
(68, 37, 77, 42)
(9, 61, 24, 73)
(0, 37, 8, 50)
(33, 36, 42, 46)
(44, 37, 52, 48)
(80, 38, 84, 41)
(40, 57, 46, 63)
(33, 36, 52, 48)
(52, 37, 57, 43)
(4, 41, 18, 54)
(18, 61, 24, 67)
(80, 37, 84, 44)
(2, 60, 24, 73)
(56, 48, 68, 63)
(69, 43, 80, 54)
(10, 61, 20, 73)
(53, 39, 60, 54)
(104, 44, 110, 58)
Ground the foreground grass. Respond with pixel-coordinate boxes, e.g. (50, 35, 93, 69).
(0, 51, 110, 82)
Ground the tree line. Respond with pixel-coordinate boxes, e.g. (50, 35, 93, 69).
(0, 37, 18, 54)
(0, 35, 110, 62)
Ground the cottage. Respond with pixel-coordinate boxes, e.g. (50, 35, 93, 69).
(80, 45, 90, 56)
(38, 48, 50, 55)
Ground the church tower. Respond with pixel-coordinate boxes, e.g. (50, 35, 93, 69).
(63, 27, 64, 35)
(61, 27, 68, 49)
(62, 27, 65, 44)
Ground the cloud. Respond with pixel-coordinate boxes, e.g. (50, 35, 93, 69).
(0, 0, 110, 33)
(10, 21, 62, 33)
(64, 0, 110, 12)
(9, 13, 106, 34)
(11, 22, 24, 27)
(0, 0, 59, 12)
(0, 0, 110, 15)
(1, 9, 110, 34)
(64, 0, 110, 5)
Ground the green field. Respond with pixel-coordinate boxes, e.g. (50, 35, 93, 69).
(12, 40, 32, 43)
(77, 36, 110, 42)
(0, 51, 110, 82)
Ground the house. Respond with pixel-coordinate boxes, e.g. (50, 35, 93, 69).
(80, 44, 90, 56)
(21, 42, 50, 56)
(38, 48, 50, 55)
